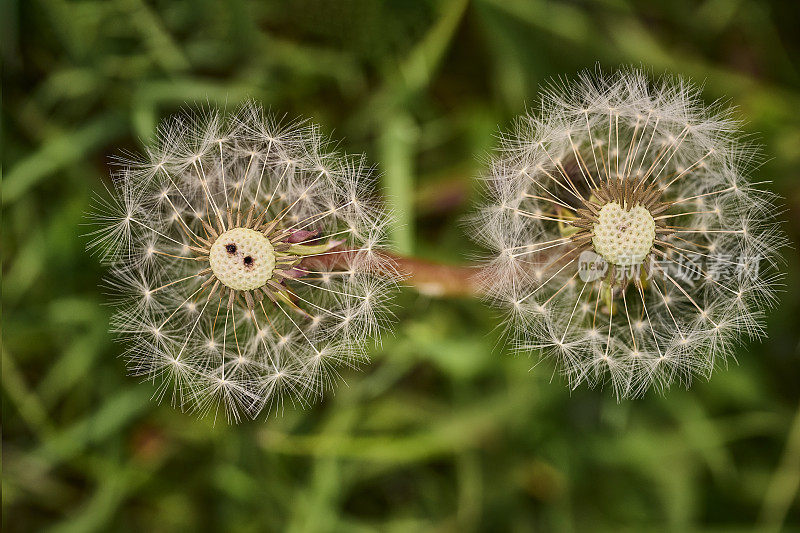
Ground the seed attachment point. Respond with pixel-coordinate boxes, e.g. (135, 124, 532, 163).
(209, 228, 275, 291)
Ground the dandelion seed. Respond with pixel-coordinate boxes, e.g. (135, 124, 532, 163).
(473, 68, 785, 398)
(89, 102, 397, 421)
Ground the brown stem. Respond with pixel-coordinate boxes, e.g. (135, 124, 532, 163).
(311, 245, 575, 299)
(311, 248, 483, 298)
(385, 253, 483, 298)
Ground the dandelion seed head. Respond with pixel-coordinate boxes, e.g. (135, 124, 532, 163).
(472, 67, 785, 398)
(88, 102, 397, 422)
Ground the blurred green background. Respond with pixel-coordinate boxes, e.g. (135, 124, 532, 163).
(3, 0, 800, 531)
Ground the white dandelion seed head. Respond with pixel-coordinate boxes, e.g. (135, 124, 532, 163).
(472, 67, 786, 398)
(88, 102, 397, 422)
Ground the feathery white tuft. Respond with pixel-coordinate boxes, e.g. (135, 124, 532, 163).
(89, 102, 397, 422)
(472, 68, 786, 398)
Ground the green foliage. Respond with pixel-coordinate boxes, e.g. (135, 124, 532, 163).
(3, 0, 800, 530)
